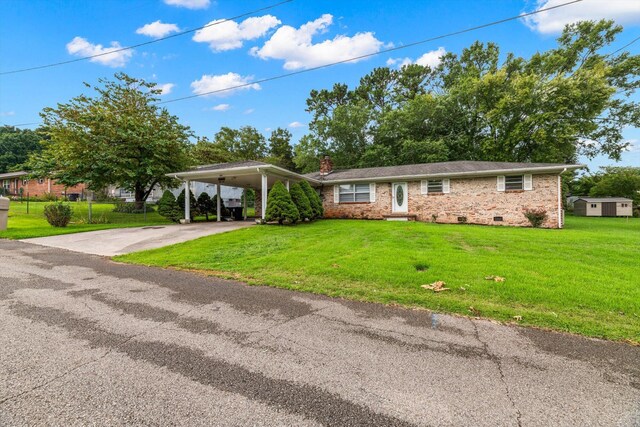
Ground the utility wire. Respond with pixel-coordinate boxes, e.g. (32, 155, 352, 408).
(158, 0, 584, 104)
(0, 0, 293, 75)
(1, 0, 590, 126)
(606, 35, 640, 57)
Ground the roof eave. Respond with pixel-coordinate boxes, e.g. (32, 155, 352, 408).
(317, 164, 585, 184)
(167, 164, 322, 184)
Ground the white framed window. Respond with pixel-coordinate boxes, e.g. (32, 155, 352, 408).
(38, 178, 44, 184)
(337, 183, 370, 203)
(591, 204, 597, 208)
(498, 174, 532, 192)
(421, 178, 450, 194)
(2, 180, 9, 190)
(22, 179, 28, 185)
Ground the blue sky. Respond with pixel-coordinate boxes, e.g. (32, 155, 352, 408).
(1, 0, 639, 171)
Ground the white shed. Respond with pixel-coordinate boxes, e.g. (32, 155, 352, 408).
(573, 197, 633, 217)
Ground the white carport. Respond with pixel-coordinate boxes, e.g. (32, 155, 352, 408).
(169, 161, 320, 222)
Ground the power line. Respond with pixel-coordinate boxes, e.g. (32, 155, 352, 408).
(0, 0, 293, 76)
(158, 0, 584, 104)
(606, 35, 640, 57)
(0, 0, 586, 125)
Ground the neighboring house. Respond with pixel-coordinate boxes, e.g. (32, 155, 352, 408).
(573, 197, 633, 217)
(109, 182, 244, 206)
(0, 171, 86, 198)
(170, 158, 583, 228)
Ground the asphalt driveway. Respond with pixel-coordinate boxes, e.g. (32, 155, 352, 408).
(0, 240, 638, 426)
(19, 221, 254, 256)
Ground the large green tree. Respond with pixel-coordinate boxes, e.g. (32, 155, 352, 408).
(302, 20, 640, 169)
(267, 127, 295, 170)
(30, 73, 192, 208)
(589, 167, 640, 205)
(0, 126, 44, 173)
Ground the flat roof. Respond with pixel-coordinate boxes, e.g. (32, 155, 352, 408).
(0, 171, 28, 179)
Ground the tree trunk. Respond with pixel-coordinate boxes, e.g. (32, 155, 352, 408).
(134, 184, 146, 210)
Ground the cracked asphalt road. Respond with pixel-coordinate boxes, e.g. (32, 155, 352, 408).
(1, 240, 638, 426)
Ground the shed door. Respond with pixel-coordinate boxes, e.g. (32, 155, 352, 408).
(602, 202, 617, 217)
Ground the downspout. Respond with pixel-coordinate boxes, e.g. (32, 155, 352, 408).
(558, 168, 567, 229)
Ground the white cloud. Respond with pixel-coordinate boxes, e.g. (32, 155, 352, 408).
(251, 14, 384, 70)
(193, 15, 280, 52)
(157, 83, 175, 95)
(0, 111, 15, 117)
(243, 108, 255, 114)
(387, 47, 446, 69)
(66, 36, 133, 67)
(210, 103, 231, 111)
(523, 0, 640, 34)
(288, 121, 305, 128)
(190, 72, 260, 97)
(136, 21, 180, 38)
(626, 139, 640, 152)
(164, 0, 210, 9)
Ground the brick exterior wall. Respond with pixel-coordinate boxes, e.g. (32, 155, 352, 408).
(1, 177, 86, 198)
(320, 174, 561, 228)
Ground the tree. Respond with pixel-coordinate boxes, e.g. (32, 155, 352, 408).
(299, 180, 323, 219)
(197, 192, 214, 221)
(29, 73, 192, 208)
(300, 20, 640, 168)
(267, 128, 295, 170)
(589, 167, 640, 205)
(289, 183, 313, 221)
(0, 126, 44, 173)
(213, 126, 267, 161)
(177, 188, 197, 220)
(190, 136, 233, 165)
(157, 190, 181, 223)
(265, 181, 299, 224)
(293, 135, 326, 174)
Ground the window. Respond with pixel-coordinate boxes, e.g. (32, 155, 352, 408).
(38, 178, 44, 184)
(338, 184, 370, 203)
(591, 204, 597, 208)
(421, 178, 450, 194)
(505, 175, 524, 191)
(22, 179, 28, 185)
(428, 180, 443, 193)
(2, 180, 9, 190)
(622, 203, 628, 208)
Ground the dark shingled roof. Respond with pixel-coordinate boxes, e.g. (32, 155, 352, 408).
(184, 160, 269, 173)
(575, 197, 633, 203)
(304, 160, 580, 182)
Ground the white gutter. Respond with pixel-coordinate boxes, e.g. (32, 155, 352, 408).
(318, 164, 585, 184)
(558, 167, 567, 228)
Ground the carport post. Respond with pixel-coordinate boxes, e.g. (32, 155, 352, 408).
(261, 173, 268, 220)
(243, 188, 247, 220)
(285, 180, 289, 191)
(216, 183, 221, 222)
(184, 180, 191, 223)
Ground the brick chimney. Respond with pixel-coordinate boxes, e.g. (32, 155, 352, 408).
(319, 155, 333, 175)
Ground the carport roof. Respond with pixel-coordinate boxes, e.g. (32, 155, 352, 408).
(168, 161, 321, 188)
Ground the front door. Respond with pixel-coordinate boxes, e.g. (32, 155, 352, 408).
(392, 182, 408, 213)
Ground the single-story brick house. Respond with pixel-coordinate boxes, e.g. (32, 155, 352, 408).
(170, 158, 583, 228)
(573, 197, 633, 217)
(0, 171, 86, 198)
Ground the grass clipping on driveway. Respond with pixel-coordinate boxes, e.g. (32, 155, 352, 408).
(115, 217, 640, 343)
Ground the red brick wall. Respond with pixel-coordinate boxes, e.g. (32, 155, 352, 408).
(320, 174, 561, 228)
(4, 177, 86, 198)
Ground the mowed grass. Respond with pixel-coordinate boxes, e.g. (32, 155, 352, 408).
(0, 201, 171, 239)
(116, 216, 640, 343)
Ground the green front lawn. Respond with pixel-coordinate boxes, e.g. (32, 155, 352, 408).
(116, 216, 640, 343)
(0, 201, 172, 239)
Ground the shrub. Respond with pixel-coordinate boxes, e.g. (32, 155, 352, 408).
(44, 202, 73, 227)
(39, 192, 59, 202)
(265, 181, 299, 224)
(157, 190, 181, 223)
(289, 183, 313, 221)
(524, 208, 548, 228)
(112, 201, 154, 214)
(299, 180, 323, 219)
(197, 192, 215, 221)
